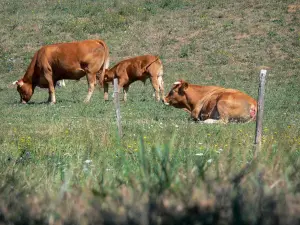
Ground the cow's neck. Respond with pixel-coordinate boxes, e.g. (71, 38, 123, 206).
(185, 85, 220, 109)
(23, 71, 33, 83)
(22, 51, 38, 84)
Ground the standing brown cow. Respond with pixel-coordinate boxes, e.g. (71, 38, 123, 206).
(163, 80, 257, 123)
(100, 55, 164, 101)
(13, 39, 109, 104)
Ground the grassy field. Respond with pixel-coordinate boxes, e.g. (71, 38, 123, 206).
(0, 0, 300, 224)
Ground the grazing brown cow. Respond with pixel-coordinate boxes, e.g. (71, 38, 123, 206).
(100, 55, 164, 101)
(163, 80, 257, 123)
(13, 39, 109, 104)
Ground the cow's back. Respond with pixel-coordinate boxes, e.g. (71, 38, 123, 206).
(37, 40, 107, 80)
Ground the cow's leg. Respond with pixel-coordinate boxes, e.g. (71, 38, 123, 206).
(57, 80, 66, 87)
(216, 101, 230, 124)
(104, 82, 109, 101)
(84, 73, 96, 103)
(203, 119, 222, 124)
(158, 76, 165, 100)
(44, 70, 56, 104)
(117, 78, 127, 101)
(123, 85, 129, 102)
(48, 83, 56, 104)
(150, 77, 160, 101)
(191, 108, 201, 121)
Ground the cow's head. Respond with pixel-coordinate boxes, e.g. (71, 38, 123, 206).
(99, 69, 114, 87)
(163, 80, 189, 109)
(13, 79, 33, 103)
(103, 69, 114, 83)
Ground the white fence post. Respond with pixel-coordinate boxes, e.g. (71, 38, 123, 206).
(254, 69, 267, 153)
(114, 78, 123, 138)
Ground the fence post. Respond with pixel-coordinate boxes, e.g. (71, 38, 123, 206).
(114, 78, 123, 138)
(254, 69, 267, 154)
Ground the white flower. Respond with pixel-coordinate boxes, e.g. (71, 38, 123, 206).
(84, 160, 92, 164)
(195, 153, 204, 156)
(198, 142, 203, 145)
(207, 159, 213, 164)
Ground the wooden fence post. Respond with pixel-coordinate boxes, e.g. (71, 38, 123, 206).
(114, 78, 123, 138)
(254, 69, 267, 154)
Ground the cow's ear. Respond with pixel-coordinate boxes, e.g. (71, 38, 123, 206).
(17, 80, 24, 87)
(178, 82, 188, 95)
(182, 82, 188, 90)
(13, 79, 24, 87)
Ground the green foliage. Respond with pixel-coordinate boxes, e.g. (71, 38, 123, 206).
(0, 0, 300, 223)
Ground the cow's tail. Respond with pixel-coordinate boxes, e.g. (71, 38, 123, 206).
(250, 104, 257, 120)
(144, 56, 164, 87)
(157, 61, 164, 94)
(96, 40, 110, 87)
(144, 56, 160, 71)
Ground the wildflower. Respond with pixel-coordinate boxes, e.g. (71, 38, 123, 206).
(195, 153, 204, 156)
(207, 159, 213, 164)
(198, 142, 203, 145)
(84, 160, 92, 164)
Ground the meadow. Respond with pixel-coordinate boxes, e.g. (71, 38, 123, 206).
(0, 0, 300, 224)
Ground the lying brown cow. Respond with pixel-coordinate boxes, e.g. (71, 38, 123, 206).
(163, 80, 257, 123)
(13, 39, 109, 104)
(100, 55, 164, 101)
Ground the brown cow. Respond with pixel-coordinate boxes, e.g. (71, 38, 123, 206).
(163, 80, 257, 123)
(100, 55, 164, 101)
(13, 39, 109, 104)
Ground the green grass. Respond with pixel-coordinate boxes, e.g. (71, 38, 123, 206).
(0, 0, 300, 224)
